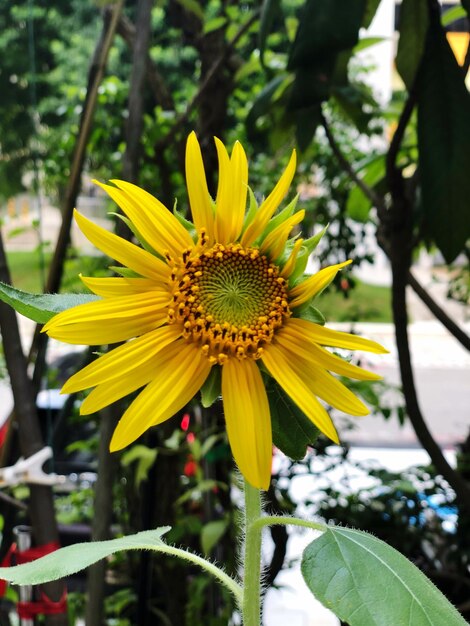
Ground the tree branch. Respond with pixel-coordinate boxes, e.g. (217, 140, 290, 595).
(27, 1, 123, 392)
(408, 271, 470, 351)
(116, 13, 174, 110)
(0, 233, 67, 625)
(320, 110, 386, 215)
(156, 11, 259, 150)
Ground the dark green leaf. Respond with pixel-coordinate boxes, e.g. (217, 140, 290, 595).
(0, 283, 99, 324)
(289, 0, 366, 67)
(246, 74, 289, 137)
(200, 366, 221, 408)
(268, 381, 320, 460)
(0, 529, 170, 585)
(295, 106, 322, 151)
(362, 0, 381, 28)
(417, 17, 470, 262)
(461, 0, 469, 17)
(301, 526, 467, 626)
(396, 0, 429, 89)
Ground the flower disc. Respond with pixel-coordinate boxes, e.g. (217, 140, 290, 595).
(170, 243, 291, 362)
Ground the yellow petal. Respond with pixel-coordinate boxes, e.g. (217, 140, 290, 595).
(214, 139, 248, 243)
(110, 340, 212, 451)
(221, 358, 272, 490)
(63, 325, 182, 394)
(281, 238, 303, 278)
(213, 138, 231, 243)
(74, 210, 170, 282)
(260, 210, 305, 261)
(271, 334, 369, 415)
(262, 343, 339, 443)
(289, 260, 352, 308)
(98, 180, 193, 259)
(276, 323, 382, 381)
(80, 276, 159, 298)
(241, 150, 296, 246)
(228, 140, 248, 242)
(282, 317, 388, 354)
(43, 291, 169, 345)
(185, 132, 215, 243)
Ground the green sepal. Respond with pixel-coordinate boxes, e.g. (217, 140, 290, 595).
(108, 266, 141, 278)
(173, 199, 197, 242)
(293, 302, 325, 325)
(290, 225, 328, 283)
(109, 212, 160, 257)
(200, 366, 221, 408)
(241, 186, 259, 236)
(0, 282, 99, 324)
(261, 194, 299, 241)
(267, 379, 320, 461)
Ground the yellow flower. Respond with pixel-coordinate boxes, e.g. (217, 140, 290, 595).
(43, 132, 386, 490)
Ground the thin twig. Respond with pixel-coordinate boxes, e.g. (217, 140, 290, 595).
(408, 271, 470, 351)
(156, 11, 259, 149)
(320, 110, 386, 214)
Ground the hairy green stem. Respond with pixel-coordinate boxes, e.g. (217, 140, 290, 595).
(252, 515, 326, 534)
(242, 480, 262, 626)
(157, 544, 243, 606)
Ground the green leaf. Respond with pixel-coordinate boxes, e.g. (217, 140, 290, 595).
(362, 0, 381, 29)
(301, 526, 467, 626)
(0, 529, 170, 585)
(120, 445, 158, 488)
(462, 0, 470, 17)
(200, 518, 229, 555)
(268, 381, 320, 460)
(346, 155, 385, 221)
(294, 303, 325, 325)
(289, 0, 366, 67)
(200, 366, 221, 408)
(396, 0, 429, 89)
(289, 226, 328, 283)
(0, 283, 99, 324)
(174, 0, 204, 21)
(353, 36, 385, 53)
(417, 16, 470, 262)
(203, 17, 227, 35)
(441, 5, 467, 27)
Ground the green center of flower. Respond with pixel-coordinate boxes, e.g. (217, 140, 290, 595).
(169, 243, 291, 363)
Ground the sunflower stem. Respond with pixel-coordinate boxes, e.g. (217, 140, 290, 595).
(242, 479, 262, 626)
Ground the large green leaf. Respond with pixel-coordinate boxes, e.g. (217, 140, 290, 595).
(396, 0, 429, 89)
(301, 526, 467, 626)
(0, 529, 170, 585)
(0, 283, 99, 324)
(287, 0, 366, 144)
(268, 381, 320, 460)
(417, 16, 470, 262)
(288, 0, 366, 67)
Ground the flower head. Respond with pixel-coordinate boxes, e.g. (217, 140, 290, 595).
(43, 132, 387, 489)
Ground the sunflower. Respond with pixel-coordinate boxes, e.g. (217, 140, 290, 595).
(43, 132, 386, 489)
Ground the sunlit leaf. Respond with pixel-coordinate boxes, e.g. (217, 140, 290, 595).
(0, 283, 99, 324)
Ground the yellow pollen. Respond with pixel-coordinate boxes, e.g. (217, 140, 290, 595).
(169, 242, 291, 360)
